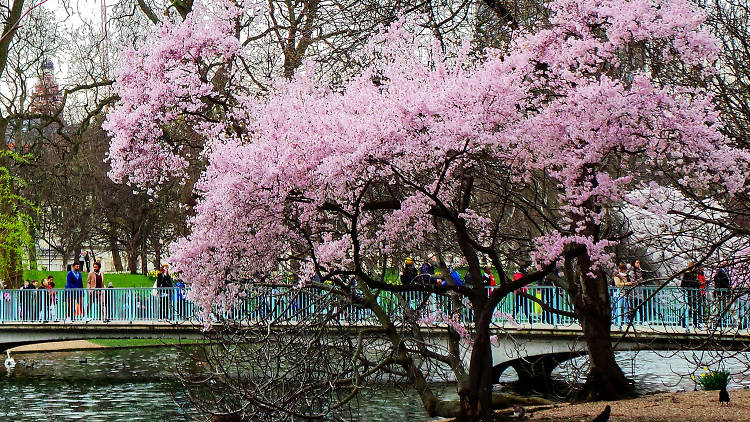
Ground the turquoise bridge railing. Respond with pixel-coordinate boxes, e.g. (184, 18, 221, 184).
(0, 286, 747, 330)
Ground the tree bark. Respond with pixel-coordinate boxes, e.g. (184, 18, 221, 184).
(28, 224, 37, 270)
(0, 1, 25, 81)
(141, 248, 148, 275)
(569, 253, 635, 401)
(460, 307, 495, 421)
(459, 267, 553, 420)
(150, 235, 162, 269)
(126, 243, 138, 274)
(110, 236, 124, 272)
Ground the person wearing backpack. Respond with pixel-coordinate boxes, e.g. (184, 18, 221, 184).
(400, 258, 419, 286)
(419, 258, 435, 284)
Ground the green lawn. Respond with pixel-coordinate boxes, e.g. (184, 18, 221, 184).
(22, 270, 154, 288)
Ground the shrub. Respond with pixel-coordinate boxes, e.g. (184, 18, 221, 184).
(695, 368, 730, 390)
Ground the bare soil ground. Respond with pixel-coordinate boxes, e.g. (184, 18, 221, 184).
(530, 389, 750, 421)
(9, 340, 104, 353)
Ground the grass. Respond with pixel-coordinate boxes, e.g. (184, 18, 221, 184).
(22, 270, 154, 288)
(89, 338, 207, 348)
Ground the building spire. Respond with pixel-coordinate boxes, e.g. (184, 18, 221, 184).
(30, 58, 62, 116)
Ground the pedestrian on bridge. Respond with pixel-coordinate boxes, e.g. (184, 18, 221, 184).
(20, 280, 33, 321)
(513, 266, 529, 323)
(38, 278, 49, 322)
(31, 280, 41, 322)
(613, 263, 631, 325)
(1, 281, 10, 321)
(45, 276, 57, 321)
(420, 258, 436, 284)
(627, 263, 644, 323)
(156, 264, 173, 320)
(400, 258, 418, 286)
(87, 262, 107, 321)
(174, 279, 186, 319)
(713, 261, 732, 328)
(681, 262, 704, 329)
(65, 263, 84, 322)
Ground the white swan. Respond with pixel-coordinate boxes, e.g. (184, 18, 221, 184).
(4, 350, 15, 368)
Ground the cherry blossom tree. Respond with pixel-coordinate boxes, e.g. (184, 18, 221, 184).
(106, 0, 750, 418)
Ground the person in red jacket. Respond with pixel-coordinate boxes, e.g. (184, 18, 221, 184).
(698, 267, 707, 295)
(513, 266, 528, 322)
(482, 266, 496, 286)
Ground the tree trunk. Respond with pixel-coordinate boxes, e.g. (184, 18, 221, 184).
(141, 249, 148, 275)
(74, 246, 81, 266)
(455, 220, 495, 421)
(460, 307, 495, 421)
(28, 225, 37, 270)
(578, 303, 633, 400)
(151, 235, 162, 269)
(570, 254, 634, 401)
(4, 247, 23, 288)
(126, 243, 139, 275)
(110, 237, 124, 272)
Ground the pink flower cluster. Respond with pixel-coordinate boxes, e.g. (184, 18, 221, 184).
(104, 0, 242, 186)
(106, 0, 749, 311)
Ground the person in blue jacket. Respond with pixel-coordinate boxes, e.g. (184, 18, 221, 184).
(65, 263, 84, 321)
(441, 267, 464, 286)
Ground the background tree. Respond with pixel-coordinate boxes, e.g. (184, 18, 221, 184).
(0, 152, 33, 287)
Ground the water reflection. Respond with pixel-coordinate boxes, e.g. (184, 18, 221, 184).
(0, 348, 187, 421)
(1, 347, 749, 420)
(554, 351, 750, 392)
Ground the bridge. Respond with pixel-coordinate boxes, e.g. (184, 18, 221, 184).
(1, 286, 749, 385)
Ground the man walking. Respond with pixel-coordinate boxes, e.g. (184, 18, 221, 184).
(713, 261, 732, 327)
(681, 262, 702, 329)
(86, 262, 106, 321)
(156, 264, 173, 320)
(65, 263, 84, 321)
(82, 251, 91, 273)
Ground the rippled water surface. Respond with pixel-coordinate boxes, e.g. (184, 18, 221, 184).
(1, 346, 749, 420)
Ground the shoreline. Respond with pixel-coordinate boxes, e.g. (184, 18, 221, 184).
(528, 389, 750, 421)
(8, 339, 203, 354)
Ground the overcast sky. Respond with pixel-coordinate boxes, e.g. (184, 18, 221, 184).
(46, 0, 106, 80)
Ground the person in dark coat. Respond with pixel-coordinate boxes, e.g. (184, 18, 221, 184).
(400, 258, 418, 286)
(20, 280, 33, 321)
(156, 265, 173, 319)
(714, 262, 731, 290)
(419, 258, 435, 284)
(681, 262, 702, 328)
(65, 263, 84, 321)
(713, 261, 732, 327)
(83, 251, 91, 273)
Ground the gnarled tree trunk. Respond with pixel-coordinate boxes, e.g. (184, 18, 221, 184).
(568, 250, 634, 401)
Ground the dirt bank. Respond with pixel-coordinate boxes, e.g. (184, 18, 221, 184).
(9, 340, 107, 353)
(531, 389, 750, 421)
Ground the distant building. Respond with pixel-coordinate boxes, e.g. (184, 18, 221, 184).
(6, 58, 65, 153)
(29, 58, 63, 116)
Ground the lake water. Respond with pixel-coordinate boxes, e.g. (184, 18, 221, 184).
(1, 347, 749, 420)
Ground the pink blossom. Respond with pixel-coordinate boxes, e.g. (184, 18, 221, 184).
(107, 0, 749, 316)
